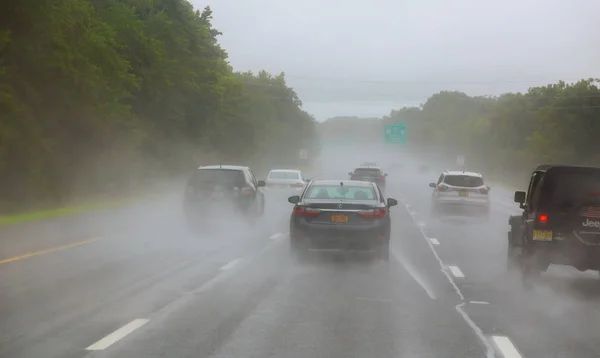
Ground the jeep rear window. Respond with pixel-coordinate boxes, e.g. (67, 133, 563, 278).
(189, 169, 246, 189)
(540, 172, 600, 210)
(443, 175, 484, 187)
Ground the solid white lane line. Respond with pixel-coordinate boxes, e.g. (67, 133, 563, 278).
(399, 196, 495, 357)
(492, 336, 523, 358)
(86, 319, 149, 351)
(392, 252, 436, 300)
(469, 301, 490, 305)
(220, 258, 241, 271)
(448, 265, 465, 278)
(429, 238, 440, 245)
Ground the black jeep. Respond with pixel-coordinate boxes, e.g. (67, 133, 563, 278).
(508, 165, 600, 283)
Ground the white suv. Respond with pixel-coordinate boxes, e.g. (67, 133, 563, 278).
(429, 171, 490, 216)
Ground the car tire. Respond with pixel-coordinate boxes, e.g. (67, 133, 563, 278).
(431, 201, 440, 217)
(259, 194, 265, 216)
(506, 238, 519, 272)
(290, 240, 308, 263)
(379, 245, 390, 262)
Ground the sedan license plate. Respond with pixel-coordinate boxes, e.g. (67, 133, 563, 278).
(458, 190, 468, 197)
(331, 215, 348, 223)
(533, 230, 552, 241)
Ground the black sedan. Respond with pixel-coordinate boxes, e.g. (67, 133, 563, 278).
(287, 180, 398, 261)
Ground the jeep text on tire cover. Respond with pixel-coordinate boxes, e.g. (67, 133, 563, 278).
(582, 218, 600, 228)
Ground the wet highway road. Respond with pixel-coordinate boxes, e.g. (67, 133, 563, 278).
(2, 150, 600, 358)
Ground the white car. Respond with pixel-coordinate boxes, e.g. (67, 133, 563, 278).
(429, 170, 490, 216)
(266, 169, 307, 194)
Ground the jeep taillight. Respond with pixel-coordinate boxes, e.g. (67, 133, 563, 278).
(538, 213, 548, 224)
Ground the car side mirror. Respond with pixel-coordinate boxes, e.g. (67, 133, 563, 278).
(288, 195, 300, 204)
(384, 173, 388, 177)
(387, 198, 398, 207)
(348, 172, 353, 176)
(514, 191, 526, 204)
(429, 182, 436, 188)
(257, 180, 266, 187)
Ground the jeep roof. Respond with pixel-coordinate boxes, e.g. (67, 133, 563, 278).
(529, 165, 600, 209)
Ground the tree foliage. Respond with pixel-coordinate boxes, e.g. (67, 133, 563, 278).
(319, 79, 600, 186)
(0, 0, 316, 211)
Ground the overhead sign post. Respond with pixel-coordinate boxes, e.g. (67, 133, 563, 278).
(299, 148, 308, 160)
(456, 155, 465, 169)
(384, 122, 406, 144)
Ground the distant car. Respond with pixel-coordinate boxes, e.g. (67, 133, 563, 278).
(348, 167, 388, 190)
(183, 165, 265, 228)
(265, 169, 307, 195)
(429, 170, 490, 217)
(508, 165, 600, 285)
(288, 180, 398, 261)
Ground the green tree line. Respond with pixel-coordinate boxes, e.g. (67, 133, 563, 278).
(383, 79, 600, 186)
(318, 79, 600, 187)
(0, 0, 317, 212)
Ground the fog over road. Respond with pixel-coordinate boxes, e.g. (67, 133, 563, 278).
(2, 144, 600, 358)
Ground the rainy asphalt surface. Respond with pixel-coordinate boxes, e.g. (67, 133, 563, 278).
(2, 148, 600, 358)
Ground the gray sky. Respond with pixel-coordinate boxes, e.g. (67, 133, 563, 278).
(194, 0, 600, 120)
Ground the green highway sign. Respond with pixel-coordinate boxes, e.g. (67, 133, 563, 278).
(384, 122, 406, 144)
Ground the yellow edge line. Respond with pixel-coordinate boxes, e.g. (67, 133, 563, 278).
(0, 237, 103, 265)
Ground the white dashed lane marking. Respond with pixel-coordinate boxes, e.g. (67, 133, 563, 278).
(429, 238, 440, 245)
(269, 232, 284, 240)
(448, 265, 465, 278)
(219, 258, 241, 271)
(86, 319, 149, 351)
(491, 336, 523, 358)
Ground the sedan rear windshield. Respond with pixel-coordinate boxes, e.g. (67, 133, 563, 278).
(540, 171, 600, 209)
(305, 185, 376, 200)
(189, 169, 246, 189)
(354, 168, 382, 176)
(268, 171, 299, 180)
(444, 175, 484, 187)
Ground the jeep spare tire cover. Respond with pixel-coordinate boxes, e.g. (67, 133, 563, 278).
(574, 206, 600, 245)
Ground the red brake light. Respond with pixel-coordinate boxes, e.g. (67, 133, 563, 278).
(351, 175, 358, 180)
(294, 206, 320, 216)
(479, 187, 489, 194)
(376, 176, 385, 181)
(538, 213, 548, 224)
(359, 208, 386, 218)
(437, 184, 449, 192)
(240, 187, 254, 196)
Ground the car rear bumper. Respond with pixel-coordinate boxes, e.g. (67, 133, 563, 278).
(528, 235, 600, 270)
(433, 197, 489, 213)
(290, 224, 389, 252)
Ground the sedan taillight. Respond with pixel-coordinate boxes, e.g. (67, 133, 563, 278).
(437, 184, 449, 192)
(294, 206, 320, 216)
(240, 187, 254, 196)
(359, 208, 386, 218)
